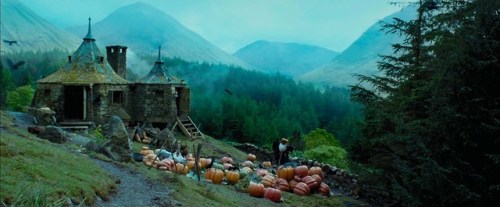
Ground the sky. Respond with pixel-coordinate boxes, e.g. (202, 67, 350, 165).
(19, 0, 403, 53)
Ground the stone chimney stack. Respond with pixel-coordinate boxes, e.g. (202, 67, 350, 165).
(106, 45, 127, 79)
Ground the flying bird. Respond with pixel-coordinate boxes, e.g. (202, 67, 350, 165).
(225, 89, 233, 95)
(3, 40, 18, 46)
(5, 58, 26, 70)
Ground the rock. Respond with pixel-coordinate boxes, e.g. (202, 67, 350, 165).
(27, 107, 56, 125)
(143, 127, 160, 137)
(102, 116, 132, 162)
(38, 126, 67, 143)
(152, 128, 176, 148)
(28, 126, 44, 134)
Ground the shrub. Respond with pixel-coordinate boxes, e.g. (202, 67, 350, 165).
(303, 128, 340, 150)
(304, 146, 348, 169)
(6, 85, 34, 112)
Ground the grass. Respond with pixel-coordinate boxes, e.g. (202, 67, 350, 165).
(0, 110, 362, 206)
(0, 111, 115, 206)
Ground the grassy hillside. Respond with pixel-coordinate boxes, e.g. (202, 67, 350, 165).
(0, 111, 362, 206)
(0, 111, 115, 205)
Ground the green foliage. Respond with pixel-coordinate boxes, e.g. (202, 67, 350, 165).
(6, 85, 34, 112)
(91, 125, 106, 145)
(303, 128, 341, 150)
(350, 0, 500, 206)
(304, 145, 348, 169)
(0, 67, 15, 108)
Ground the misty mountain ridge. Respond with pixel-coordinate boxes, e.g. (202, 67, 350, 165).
(234, 40, 339, 77)
(67, 2, 252, 74)
(298, 6, 417, 87)
(0, 0, 81, 54)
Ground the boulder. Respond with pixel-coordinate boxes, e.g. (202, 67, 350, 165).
(102, 116, 132, 162)
(152, 128, 176, 148)
(27, 107, 56, 125)
(38, 126, 67, 143)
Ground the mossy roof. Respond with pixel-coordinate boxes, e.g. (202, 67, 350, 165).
(38, 19, 128, 85)
(137, 60, 183, 84)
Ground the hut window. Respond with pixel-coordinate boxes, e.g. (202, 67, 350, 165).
(154, 90, 164, 96)
(112, 91, 124, 104)
(44, 89, 51, 96)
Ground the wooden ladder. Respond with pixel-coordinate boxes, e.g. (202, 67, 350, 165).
(176, 116, 204, 140)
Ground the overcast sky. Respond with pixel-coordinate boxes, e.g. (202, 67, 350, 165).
(19, 0, 403, 53)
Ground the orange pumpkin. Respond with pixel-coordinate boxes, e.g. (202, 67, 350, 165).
(311, 174, 322, 186)
(261, 175, 276, 187)
(249, 182, 265, 197)
(301, 176, 318, 190)
(173, 163, 188, 175)
(264, 188, 282, 203)
(205, 169, 224, 184)
(293, 175, 302, 182)
(293, 182, 310, 196)
(295, 165, 309, 177)
(221, 156, 233, 164)
(318, 182, 331, 197)
(186, 160, 201, 170)
(274, 178, 290, 192)
(247, 153, 256, 162)
(277, 166, 295, 181)
(289, 179, 298, 191)
(226, 171, 240, 184)
(200, 158, 212, 169)
(308, 166, 324, 179)
(262, 161, 272, 168)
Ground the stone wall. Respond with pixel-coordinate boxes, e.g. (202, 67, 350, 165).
(32, 83, 64, 122)
(131, 83, 177, 125)
(93, 84, 130, 125)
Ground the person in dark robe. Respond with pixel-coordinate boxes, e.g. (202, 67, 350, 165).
(272, 138, 294, 166)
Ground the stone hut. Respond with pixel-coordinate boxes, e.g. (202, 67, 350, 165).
(31, 18, 191, 129)
(132, 46, 190, 128)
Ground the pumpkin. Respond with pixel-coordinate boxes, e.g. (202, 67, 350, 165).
(261, 175, 276, 187)
(295, 165, 309, 177)
(277, 166, 295, 181)
(318, 182, 331, 197)
(226, 171, 240, 184)
(241, 161, 254, 168)
(301, 175, 318, 190)
(200, 158, 212, 169)
(262, 161, 272, 168)
(223, 163, 234, 170)
(186, 160, 201, 170)
(211, 163, 225, 171)
(264, 188, 282, 203)
(205, 169, 224, 184)
(173, 163, 188, 175)
(140, 146, 150, 156)
(308, 166, 324, 179)
(247, 153, 256, 162)
(221, 156, 233, 164)
(293, 175, 302, 182)
(289, 180, 298, 191)
(256, 169, 268, 177)
(311, 174, 322, 186)
(186, 153, 194, 161)
(293, 182, 310, 196)
(249, 182, 265, 197)
(158, 165, 168, 171)
(274, 178, 290, 192)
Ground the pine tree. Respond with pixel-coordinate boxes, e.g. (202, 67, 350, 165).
(351, 0, 499, 206)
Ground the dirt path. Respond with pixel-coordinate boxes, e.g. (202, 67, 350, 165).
(91, 160, 177, 207)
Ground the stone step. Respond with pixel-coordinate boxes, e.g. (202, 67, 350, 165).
(59, 121, 93, 126)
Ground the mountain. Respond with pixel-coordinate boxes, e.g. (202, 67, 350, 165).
(298, 6, 417, 87)
(0, 0, 81, 54)
(233, 40, 338, 76)
(67, 2, 251, 73)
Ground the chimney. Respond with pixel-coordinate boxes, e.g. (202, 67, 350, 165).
(106, 45, 128, 79)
